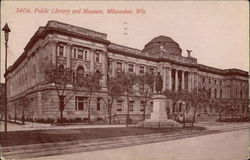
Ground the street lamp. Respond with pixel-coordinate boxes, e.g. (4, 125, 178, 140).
(2, 23, 11, 133)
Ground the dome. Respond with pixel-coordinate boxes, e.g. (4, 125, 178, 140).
(142, 35, 182, 56)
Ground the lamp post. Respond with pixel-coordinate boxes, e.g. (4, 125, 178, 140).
(2, 23, 11, 133)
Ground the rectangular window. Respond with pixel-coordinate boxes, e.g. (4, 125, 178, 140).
(58, 45, 64, 56)
(84, 50, 88, 60)
(203, 77, 206, 83)
(220, 89, 222, 99)
(95, 52, 100, 62)
(140, 101, 145, 111)
(139, 66, 144, 74)
(209, 78, 211, 84)
(97, 97, 101, 111)
(117, 100, 123, 111)
(116, 62, 122, 72)
(129, 101, 134, 112)
(72, 48, 77, 58)
(78, 50, 84, 59)
(150, 101, 153, 112)
(214, 80, 217, 85)
(128, 64, 134, 72)
(75, 96, 85, 111)
(220, 80, 222, 86)
(149, 67, 154, 73)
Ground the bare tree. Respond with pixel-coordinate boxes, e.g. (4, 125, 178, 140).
(44, 66, 75, 120)
(101, 74, 124, 124)
(116, 71, 137, 127)
(79, 71, 101, 124)
(137, 72, 155, 121)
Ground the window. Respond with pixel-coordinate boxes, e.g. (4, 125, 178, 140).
(58, 65, 64, 76)
(208, 78, 211, 84)
(140, 101, 145, 111)
(214, 89, 217, 98)
(150, 101, 153, 112)
(117, 100, 123, 111)
(58, 45, 64, 56)
(139, 65, 144, 74)
(209, 88, 211, 98)
(128, 64, 134, 72)
(84, 50, 88, 60)
(129, 101, 134, 111)
(72, 48, 77, 58)
(149, 67, 154, 73)
(78, 50, 84, 59)
(97, 97, 101, 111)
(75, 96, 86, 111)
(95, 52, 100, 62)
(214, 80, 217, 85)
(202, 77, 206, 83)
(220, 89, 222, 99)
(220, 80, 222, 86)
(116, 62, 122, 72)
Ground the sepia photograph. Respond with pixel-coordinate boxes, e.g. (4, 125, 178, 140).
(0, 1, 249, 160)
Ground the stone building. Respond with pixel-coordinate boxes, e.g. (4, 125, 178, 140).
(5, 21, 249, 123)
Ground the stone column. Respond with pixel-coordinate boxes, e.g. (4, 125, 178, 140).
(168, 68, 172, 90)
(90, 49, 95, 72)
(51, 41, 57, 65)
(188, 72, 192, 92)
(181, 71, 185, 90)
(163, 68, 166, 91)
(112, 59, 116, 76)
(66, 43, 71, 69)
(175, 69, 178, 92)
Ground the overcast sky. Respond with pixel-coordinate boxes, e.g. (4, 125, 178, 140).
(1, 1, 249, 82)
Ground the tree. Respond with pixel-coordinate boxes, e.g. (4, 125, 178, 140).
(44, 66, 75, 120)
(164, 89, 190, 127)
(80, 71, 101, 124)
(187, 89, 210, 126)
(137, 72, 155, 121)
(101, 74, 124, 124)
(117, 71, 137, 127)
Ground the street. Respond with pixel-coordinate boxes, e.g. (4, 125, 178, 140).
(25, 129, 249, 160)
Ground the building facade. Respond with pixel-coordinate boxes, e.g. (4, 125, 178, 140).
(5, 21, 249, 123)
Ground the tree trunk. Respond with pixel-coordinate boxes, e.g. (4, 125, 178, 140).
(126, 95, 130, 128)
(143, 104, 146, 121)
(109, 107, 112, 124)
(183, 111, 186, 127)
(88, 92, 92, 124)
(22, 108, 25, 125)
(191, 106, 197, 127)
(60, 110, 63, 120)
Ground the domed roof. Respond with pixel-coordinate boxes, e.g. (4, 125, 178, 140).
(142, 35, 182, 56)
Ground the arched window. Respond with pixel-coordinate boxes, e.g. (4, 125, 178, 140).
(95, 70, 102, 79)
(77, 66, 84, 73)
(76, 66, 84, 83)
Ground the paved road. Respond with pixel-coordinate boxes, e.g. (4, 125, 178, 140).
(25, 129, 249, 160)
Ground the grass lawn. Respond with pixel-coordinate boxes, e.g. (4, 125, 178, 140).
(0, 126, 205, 147)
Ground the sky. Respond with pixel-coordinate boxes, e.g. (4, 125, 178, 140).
(0, 1, 249, 83)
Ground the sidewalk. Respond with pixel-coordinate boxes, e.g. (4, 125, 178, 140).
(0, 121, 126, 132)
(1, 122, 249, 160)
